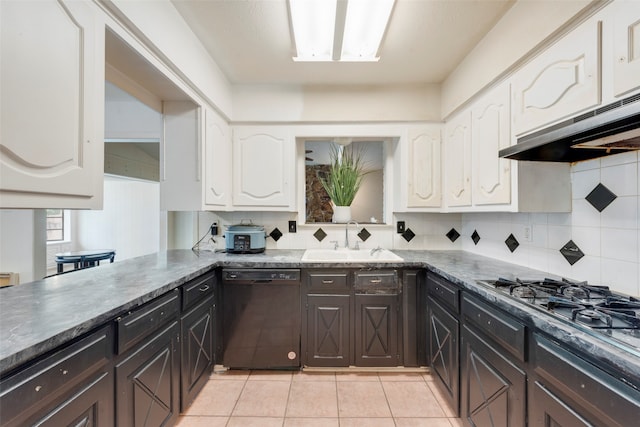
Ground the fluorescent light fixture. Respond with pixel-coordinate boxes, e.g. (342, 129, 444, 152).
(289, 0, 395, 62)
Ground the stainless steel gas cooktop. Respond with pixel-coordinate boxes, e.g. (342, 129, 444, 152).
(477, 277, 640, 357)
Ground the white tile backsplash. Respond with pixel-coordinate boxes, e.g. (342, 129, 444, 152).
(572, 168, 600, 199)
(601, 161, 637, 196)
(462, 152, 640, 296)
(193, 154, 639, 296)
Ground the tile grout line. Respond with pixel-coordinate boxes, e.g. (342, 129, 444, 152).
(282, 372, 294, 426)
(224, 372, 249, 427)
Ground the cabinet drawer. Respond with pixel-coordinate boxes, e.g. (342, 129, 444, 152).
(462, 294, 526, 362)
(427, 273, 460, 313)
(532, 334, 640, 427)
(307, 271, 350, 293)
(0, 326, 113, 426)
(182, 272, 216, 311)
(116, 290, 180, 354)
(354, 270, 398, 294)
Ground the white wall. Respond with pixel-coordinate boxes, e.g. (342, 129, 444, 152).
(73, 175, 161, 262)
(232, 83, 441, 123)
(441, 0, 594, 117)
(461, 152, 640, 296)
(193, 210, 462, 254)
(0, 210, 46, 283)
(105, 0, 233, 118)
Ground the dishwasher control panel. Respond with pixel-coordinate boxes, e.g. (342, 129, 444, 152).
(223, 269, 301, 283)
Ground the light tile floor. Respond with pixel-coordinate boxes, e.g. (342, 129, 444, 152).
(177, 370, 464, 426)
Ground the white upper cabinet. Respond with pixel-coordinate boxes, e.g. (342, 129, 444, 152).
(203, 108, 231, 209)
(512, 20, 601, 136)
(233, 126, 295, 210)
(161, 101, 202, 211)
(160, 102, 233, 211)
(443, 110, 472, 207)
(0, 0, 104, 208)
(472, 82, 511, 206)
(611, 1, 640, 98)
(405, 126, 441, 209)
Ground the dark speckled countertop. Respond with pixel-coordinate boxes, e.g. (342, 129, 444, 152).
(1, 249, 638, 389)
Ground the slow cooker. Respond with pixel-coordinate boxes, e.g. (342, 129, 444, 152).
(224, 221, 267, 253)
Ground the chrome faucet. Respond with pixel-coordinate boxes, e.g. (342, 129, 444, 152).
(345, 220, 359, 249)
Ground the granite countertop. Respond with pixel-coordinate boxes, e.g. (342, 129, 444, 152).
(1, 249, 638, 388)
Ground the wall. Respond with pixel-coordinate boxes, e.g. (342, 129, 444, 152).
(72, 175, 161, 264)
(441, 0, 595, 117)
(104, 0, 233, 118)
(461, 152, 640, 296)
(232, 83, 441, 123)
(0, 210, 46, 283)
(193, 210, 463, 253)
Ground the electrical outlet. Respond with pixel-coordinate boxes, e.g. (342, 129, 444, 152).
(397, 221, 405, 234)
(523, 225, 532, 242)
(210, 222, 218, 236)
(288, 221, 297, 233)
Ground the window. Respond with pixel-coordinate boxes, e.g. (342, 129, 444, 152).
(46, 209, 65, 242)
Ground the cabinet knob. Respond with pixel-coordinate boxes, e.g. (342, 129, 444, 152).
(322, 280, 334, 284)
(35, 385, 42, 392)
(199, 285, 210, 292)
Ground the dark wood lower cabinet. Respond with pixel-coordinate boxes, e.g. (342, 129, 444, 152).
(180, 296, 215, 412)
(115, 321, 180, 427)
(0, 326, 114, 427)
(26, 371, 114, 427)
(428, 296, 459, 414)
(305, 294, 351, 367)
(529, 381, 593, 427)
(355, 294, 399, 367)
(529, 333, 640, 427)
(460, 324, 526, 427)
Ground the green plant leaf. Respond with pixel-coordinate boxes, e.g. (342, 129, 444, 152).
(318, 144, 369, 206)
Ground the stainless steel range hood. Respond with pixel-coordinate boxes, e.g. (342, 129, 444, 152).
(499, 94, 640, 162)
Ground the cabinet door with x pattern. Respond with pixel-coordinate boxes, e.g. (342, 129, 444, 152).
(305, 295, 351, 367)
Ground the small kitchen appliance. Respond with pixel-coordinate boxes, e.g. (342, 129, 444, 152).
(223, 220, 267, 254)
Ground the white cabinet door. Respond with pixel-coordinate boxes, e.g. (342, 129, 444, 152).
(233, 127, 295, 209)
(472, 82, 511, 206)
(203, 108, 231, 208)
(406, 126, 441, 208)
(0, 0, 104, 208)
(612, 1, 640, 97)
(444, 111, 472, 207)
(512, 21, 601, 135)
(161, 101, 201, 211)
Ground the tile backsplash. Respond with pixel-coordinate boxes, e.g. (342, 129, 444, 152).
(195, 212, 463, 253)
(195, 151, 639, 296)
(462, 151, 639, 296)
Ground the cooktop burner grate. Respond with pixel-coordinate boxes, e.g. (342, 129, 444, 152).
(478, 277, 640, 352)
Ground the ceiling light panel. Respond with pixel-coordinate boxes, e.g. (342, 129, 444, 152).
(290, 0, 337, 61)
(341, 0, 395, 61)
(289, 0, 395, 62)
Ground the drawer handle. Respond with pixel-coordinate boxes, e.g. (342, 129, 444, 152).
(199, 285, 210, 292)
(35, 385, 42, 392)
(322, 280, 334, 284)
(369, 279, 382, 284)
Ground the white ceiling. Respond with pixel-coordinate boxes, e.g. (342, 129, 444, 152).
(171, 0, 515, 86)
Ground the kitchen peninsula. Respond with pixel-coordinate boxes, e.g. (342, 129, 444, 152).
(1, 249, 638, 426)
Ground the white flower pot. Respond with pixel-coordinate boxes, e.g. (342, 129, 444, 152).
(332, 206, 352, 223)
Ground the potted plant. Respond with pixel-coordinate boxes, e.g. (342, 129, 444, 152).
(318, 144, 368, 223)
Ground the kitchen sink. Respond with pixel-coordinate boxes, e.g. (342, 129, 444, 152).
(301, 248, 403, 263)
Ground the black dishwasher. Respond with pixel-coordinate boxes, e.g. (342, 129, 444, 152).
(222, 269, 301, 369)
